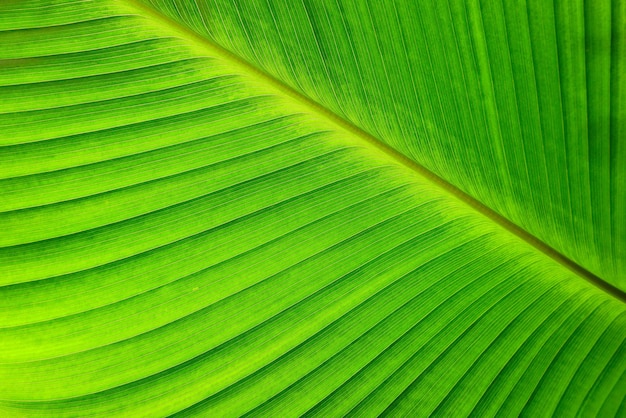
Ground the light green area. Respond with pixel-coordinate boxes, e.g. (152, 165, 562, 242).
(0, 0, 624, 417)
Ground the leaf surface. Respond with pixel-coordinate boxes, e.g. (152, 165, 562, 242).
(142, 0, 626, 289)
(0, 0, 624, 417)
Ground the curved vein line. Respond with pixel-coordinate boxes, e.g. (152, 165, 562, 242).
(1, 180, 413, 328)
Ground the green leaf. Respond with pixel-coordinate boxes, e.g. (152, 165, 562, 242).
(0, 0, 623, 417)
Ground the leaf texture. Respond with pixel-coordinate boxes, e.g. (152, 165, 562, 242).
(140, 0, 626, 289)
(0, 0, 624, 417)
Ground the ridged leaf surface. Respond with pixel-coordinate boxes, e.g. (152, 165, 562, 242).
(0, 0, 624, 417)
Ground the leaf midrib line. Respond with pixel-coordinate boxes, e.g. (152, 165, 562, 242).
(122, 0, 626, 303)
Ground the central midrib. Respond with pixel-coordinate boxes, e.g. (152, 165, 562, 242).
(122, 0, 626, 303)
